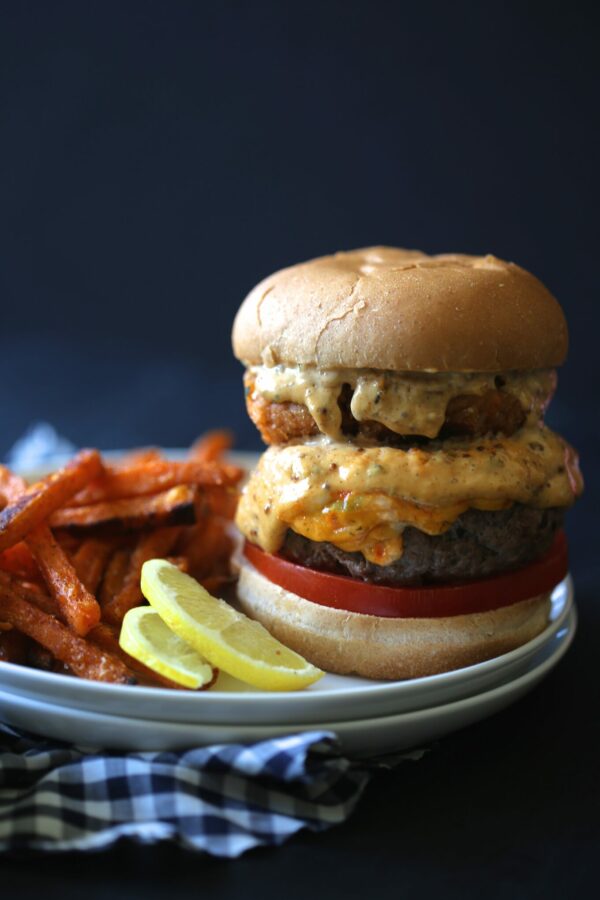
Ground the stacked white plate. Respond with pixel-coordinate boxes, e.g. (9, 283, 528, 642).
(0, 577, 576, 756)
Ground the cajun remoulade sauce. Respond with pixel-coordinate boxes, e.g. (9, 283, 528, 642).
(235, 427, 582, 566)
(247, 365, 557, 441)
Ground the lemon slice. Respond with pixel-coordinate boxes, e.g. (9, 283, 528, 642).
(120, 606, 215, 689)
(140, 559, 324, 691)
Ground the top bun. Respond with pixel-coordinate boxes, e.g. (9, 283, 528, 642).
(232, 247, 568, 372)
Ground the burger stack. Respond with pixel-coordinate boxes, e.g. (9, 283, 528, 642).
(232, 247, 582, 679)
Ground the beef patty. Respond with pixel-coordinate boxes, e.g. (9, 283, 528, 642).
(281, 505, 563, 585)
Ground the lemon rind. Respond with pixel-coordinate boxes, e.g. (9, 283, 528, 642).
(141, 561, 324, 692)
(120, 607, 214, 690)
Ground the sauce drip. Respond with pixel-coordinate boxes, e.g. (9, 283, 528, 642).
(236, 427, 582, 566)
(250, 365, 556, 440)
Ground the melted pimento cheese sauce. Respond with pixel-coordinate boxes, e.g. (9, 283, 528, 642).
(236, 427, 582, 566)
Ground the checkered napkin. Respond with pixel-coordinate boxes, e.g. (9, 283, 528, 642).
(0, 722, 424, 856)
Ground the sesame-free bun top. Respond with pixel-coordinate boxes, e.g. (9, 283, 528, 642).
(232, 247, 568, 372)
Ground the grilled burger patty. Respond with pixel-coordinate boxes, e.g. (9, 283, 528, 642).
(281, 505, 564, 586)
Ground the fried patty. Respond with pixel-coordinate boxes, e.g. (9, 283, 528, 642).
(281, 505, 563, 585)
(246, 384, 527, 445)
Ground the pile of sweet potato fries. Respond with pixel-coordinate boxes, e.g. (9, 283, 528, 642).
(0, 432, 243, 688)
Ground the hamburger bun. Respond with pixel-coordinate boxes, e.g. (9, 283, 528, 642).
(231, 245, 580, 680)
(232, 246, 568, 372)
(235, 553, 552, 679)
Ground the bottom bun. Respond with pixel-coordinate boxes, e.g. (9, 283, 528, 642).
(235, 557, 552, 680)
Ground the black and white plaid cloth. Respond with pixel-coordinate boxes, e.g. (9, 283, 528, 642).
(0, 722, 424, 856)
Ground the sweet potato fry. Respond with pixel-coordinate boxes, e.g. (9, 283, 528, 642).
(71, 539, 114, 593)
(71, 458, 243, 506)
(99, 548, 131, 607)
(0, 467, 101, 633)
(0, 572, 62, 618)
(0, 465, 29, 503)
(103, 527, 181, 625)
(115, 448, 162, 468)
(50, 485, 199, 532)
(0, 433, 240, 690)
(25, 525, 101, 636)
(53, 530, 82, 555)
(177, 519, 233, 580)
(203, 485, 239, 519)
(0, 577, 135, 683)
(164, 555, 190, 573)
(0, 450, 103, 552)
(189, 430, 233, 462)
(0, 542, 41, 581)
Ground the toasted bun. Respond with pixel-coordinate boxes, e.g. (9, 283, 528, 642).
(235, 556, 551, 679)
(232, 247, 568, 372)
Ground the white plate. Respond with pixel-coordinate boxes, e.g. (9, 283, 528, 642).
(0, 577, 573, 725)
(0, 607, 576, 755)
(6, 450, 575, 727)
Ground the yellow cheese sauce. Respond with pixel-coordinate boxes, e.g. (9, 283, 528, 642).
(236, 427, 582, 565)
(249, 364, 556, 440)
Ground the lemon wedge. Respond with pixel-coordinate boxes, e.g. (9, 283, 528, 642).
(140, 559, 324, 691)
(119, 606, 215, 689)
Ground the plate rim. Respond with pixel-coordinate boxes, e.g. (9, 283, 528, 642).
(0, 606, 577, 741)
(0, 576, 573, 706)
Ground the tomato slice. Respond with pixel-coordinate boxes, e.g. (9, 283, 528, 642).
(243, 532, 568, 618)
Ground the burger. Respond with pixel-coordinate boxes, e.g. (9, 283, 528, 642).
(231, 247, 583, 679)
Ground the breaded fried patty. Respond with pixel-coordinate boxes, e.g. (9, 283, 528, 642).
(246, 383, 528, 445)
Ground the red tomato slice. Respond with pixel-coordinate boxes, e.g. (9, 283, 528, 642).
(243, 532, 568, 619)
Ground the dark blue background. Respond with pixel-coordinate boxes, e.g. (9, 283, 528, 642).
(0, 1, 597, 573)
